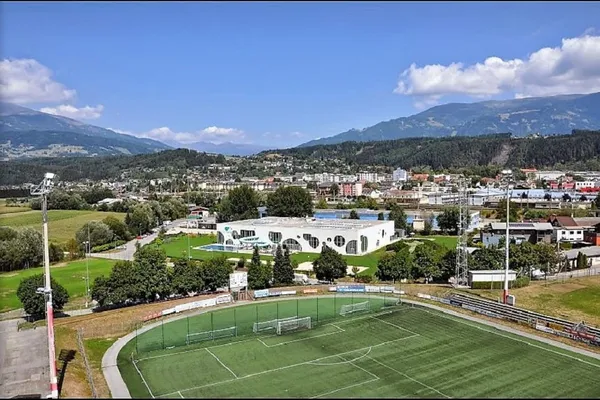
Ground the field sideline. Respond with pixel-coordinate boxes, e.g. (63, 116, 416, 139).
(117, 298, 600, 398)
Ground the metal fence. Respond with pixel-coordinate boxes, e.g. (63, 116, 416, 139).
(76, 328, 98, 398)
(133, 292, 401, 355)
(545, 266, 600, 281)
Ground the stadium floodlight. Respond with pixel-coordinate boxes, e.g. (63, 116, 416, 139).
(31, 173, 59, 399)
(500, 170, 513, 305)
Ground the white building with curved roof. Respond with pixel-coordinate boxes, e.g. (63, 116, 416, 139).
(216, 217, 396, 255)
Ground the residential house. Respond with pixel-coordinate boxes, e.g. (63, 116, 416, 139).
(547, 215, 584, 243)
(480, 222, 554, 247)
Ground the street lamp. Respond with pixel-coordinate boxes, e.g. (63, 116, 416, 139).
(83, 240, 90, 308)
(501, 169, 513, 304)
(31, 172, 59, 399)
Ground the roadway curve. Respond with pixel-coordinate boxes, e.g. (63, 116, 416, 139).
(101, 295, 600, 398)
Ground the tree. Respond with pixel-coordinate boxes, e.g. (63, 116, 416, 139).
(273, 247, 294, 286)
(91, 260, 139, 306)
(312, 246, 347, 282)
(535, 242, 561, 275)
(471, 247, 504, 270)
(171, 259, 203, 296)
(422, 216, 433, 236)
(217, 185, 260, 222)
(436, 207, 462, 235)
(316, 198, 328, 209)
(375, 248, 413, 282)
(103, 216, 132, 241)
(267, 186, 313, 217)
(247, 246, 272, 290)
(413, 244, 442, 283)
(576, 252, 588, 269)
(49, 243, 64, 263)
(90, 276, 112, 307)
(134, 245, 171, 301)
(76, 221, 114, 249)
(330, 184, 339, 199)
(377, 212, 385, 221)
(200, 255, 232, 292)
(65, 238, 83, 260)
(349, 209, 360, 220)
(126, 203, 157, 236)
(388, 204, 408, 232)
(509, 242, 538, 276)
(497, 198, 519, 222)
(236, 256, 246, 270)
(0, 226, 18, 241)
(17, 274, 69, 318)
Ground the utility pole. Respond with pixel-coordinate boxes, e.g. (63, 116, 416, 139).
(31, 173, 59, 399)
(86, 224, 91, 308)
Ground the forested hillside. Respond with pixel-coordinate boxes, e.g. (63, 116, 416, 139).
(0, 149, 227, 185)
(267, 130, 600, 170)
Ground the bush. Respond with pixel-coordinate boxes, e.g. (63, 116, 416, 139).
(355, 274, 373, 283)
(91, 240, 126, 253)
(471, 276, 530, 290)
(559, 242, 573, 250)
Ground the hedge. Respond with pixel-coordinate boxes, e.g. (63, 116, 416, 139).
(471, 276, 530, 290)
(91, 240, 127, 253)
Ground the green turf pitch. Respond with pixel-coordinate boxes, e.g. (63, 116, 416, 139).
(118, 298, 600, 398)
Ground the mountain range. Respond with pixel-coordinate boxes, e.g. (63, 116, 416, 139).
(298, 92, 600, 147)
(0, 102, 173, 159)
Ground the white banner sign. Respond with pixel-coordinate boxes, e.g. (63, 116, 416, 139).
(230, 271, 248, 289)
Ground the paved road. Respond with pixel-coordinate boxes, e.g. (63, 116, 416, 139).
(91, 219, 187, 261)
(0, 319, 50, 398)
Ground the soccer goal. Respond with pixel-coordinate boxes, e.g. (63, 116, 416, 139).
(253, 316, 298, 333)
(276, 317, 312, 335)
(340, 301, 370, 316)
(186, 326, 237, 345)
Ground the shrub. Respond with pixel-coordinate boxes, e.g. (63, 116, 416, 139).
(91, 240, 126, 253)
(17, 274, 69, 318)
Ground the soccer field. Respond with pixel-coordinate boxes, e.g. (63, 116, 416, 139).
(117, 297, 600, 398)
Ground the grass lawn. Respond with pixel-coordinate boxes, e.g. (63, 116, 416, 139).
(413, 235, 458, 250)
(0, 200, 31, 215)
(118, 299, 600, 398)
(475, 276, 600, 327)
(159, 234, 385, 275)
(0, 210, 125, 245)
(0, 258, 117, 312)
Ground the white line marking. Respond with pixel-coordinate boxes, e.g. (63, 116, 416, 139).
(423, 310, 600, 369)
(371, 315, 420, 336)
(337, 353, 380, 380)
(177, 391, 184, 398)
(310, 378, 380, 399)
(259, 324, 346, 348)
(133, 359, 155, 398)
(139, 308, 400, 362)
(308, 347, 374, 366)
(366, 355, 451, 398)
(158, 334, 418, 398)
(205, 348, 238, 378)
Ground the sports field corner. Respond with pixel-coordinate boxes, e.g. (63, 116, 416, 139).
(104, 295, 600, 399)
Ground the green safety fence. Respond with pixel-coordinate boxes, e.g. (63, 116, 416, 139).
(134, 292, 402, 355)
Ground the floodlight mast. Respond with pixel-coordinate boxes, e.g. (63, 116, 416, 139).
(31, 172, 59, 399)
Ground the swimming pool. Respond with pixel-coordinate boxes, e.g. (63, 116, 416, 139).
(198, 244, 240, 252)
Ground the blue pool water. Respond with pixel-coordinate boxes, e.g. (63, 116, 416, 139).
(198, 244, 239, 251)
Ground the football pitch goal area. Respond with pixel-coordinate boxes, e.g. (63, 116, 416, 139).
(117, 296, 600, 398)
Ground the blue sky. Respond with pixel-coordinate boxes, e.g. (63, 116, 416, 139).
(2, 1, 600, 148)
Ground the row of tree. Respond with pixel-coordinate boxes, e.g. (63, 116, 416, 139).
(376, 239, 563, 284)
(90, 245, 232, 307)
(0, 227, 64, 272)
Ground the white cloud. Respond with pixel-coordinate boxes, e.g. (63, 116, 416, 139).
(0, 58, 76, 104)
(40, 104, 104, 120)
(110, 126, 246, 144)
(395, 34, 600, 105)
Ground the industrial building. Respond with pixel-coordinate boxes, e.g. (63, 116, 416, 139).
(216, 217, 397, 255)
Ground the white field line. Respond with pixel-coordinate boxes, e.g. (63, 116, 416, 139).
(259, 324, 346, 348)
(137, 308, 401, 363)
(310, 377, 380, 399)
(205, 348, 238, 378)
(423, 309, 600, 370)
(177, 391, 184, 398)
(133, 359, 155, 399)
(337, 353, 380, 380)
(371, 315, 420, 336)
(158, 335, 419, 398)
(308, 347, 374, 366)
(366, 355, 451, 399)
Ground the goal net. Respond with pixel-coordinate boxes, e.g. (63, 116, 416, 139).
(186, 326, 237, 345)
(340, 301, 370, 316)
(253, 316, 298, 333)
(276, 317, 312, 335)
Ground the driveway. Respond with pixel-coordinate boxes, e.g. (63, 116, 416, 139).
(91, 219, 186, 261)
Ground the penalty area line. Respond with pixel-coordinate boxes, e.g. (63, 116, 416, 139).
(132, 359, 156, 399)
(205, 348, 238, 378)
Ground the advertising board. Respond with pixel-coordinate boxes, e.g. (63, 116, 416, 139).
(229, 271, 248, 289)
(337, 285, 366, 293)
(254, 289, 269, 298)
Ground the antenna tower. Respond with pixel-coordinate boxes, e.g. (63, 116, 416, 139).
(454, 178, 470, 288)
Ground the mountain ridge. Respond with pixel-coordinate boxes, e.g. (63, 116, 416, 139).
(298, 92, 600, 147)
